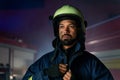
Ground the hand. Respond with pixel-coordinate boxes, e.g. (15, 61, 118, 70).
(59, 64, 68, 74)
(63, 70, 71, 80)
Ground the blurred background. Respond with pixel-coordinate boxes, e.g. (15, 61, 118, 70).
(0, 0, 120, 80)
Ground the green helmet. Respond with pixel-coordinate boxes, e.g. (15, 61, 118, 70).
(52, 5, 86, 37)
(53, 5, 84, 20)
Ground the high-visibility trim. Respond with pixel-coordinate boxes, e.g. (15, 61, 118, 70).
(28, 76, 32, 80)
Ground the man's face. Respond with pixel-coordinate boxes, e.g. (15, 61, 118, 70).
(59, 19, 77, 45)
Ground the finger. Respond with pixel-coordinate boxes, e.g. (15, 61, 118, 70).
(59, 65, 67, 71)
(59, 64, 68, 73)
(59, 64, 68, 68)
(66, 71, 71, 77)
(63, 71, 71, 80)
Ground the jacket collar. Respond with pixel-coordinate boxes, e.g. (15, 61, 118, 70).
(51, 42, 81, 62)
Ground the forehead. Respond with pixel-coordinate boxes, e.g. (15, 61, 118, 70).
(59, 19, 76, 24)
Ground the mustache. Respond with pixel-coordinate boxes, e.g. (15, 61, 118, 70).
(62, 34, 72, 37)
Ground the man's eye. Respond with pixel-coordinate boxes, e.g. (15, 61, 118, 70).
(59, 25, 64, 28)
(69, 25, 75, 28)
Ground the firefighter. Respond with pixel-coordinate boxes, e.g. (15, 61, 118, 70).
(22, 5, 114, 80)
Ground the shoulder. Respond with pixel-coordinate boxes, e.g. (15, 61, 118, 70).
(33, 50, 55, 66)
(79, 51, 99, 60)
(71, 50, 103, 67)
(81, 51, 102, 61)
(22, 50, 55, 79)
(82, 51, 96, 57)
(71, 51, 114, 79)
(28, 50, 55, 72)
(71, 50, 105, 72)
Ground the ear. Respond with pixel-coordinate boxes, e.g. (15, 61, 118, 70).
(84, 20, 87, 28)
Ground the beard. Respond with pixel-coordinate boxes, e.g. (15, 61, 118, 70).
(60, 34, 77, 46)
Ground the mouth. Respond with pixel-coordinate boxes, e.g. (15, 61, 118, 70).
(62, 34, 71, 39)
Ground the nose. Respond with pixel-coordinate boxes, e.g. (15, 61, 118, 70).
(64, 26, 70, 33)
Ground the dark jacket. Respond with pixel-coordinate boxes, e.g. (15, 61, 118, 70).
(22, 43, 114, 80)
